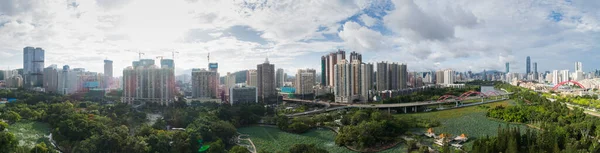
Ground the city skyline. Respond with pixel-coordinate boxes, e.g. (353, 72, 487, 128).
(1, 0, 600, 75)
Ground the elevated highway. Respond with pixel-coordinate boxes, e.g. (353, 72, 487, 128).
(286, 92, 513, 117)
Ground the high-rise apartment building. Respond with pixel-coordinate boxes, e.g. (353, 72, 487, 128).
(161, 59, 174, 69)
(191, 68, 218, 99)
(388, 63, 399, 90)
(443, 69, 455, 84)
(360, 63, 374, 102)
(435, 70, 444, 84)
(505, 62, 509, 73)
(552, 70, 559, 84)
(349, 51, 362, 64)
(576, 62, 582, 72)
(295, 69, 316, 98)
(321, 50, 346, 86)
(6, 75, 23, 88)
(276, 68, 284, 88)
(374, 62, 407, 91)
(23, 47, 45, 89)
(399, 63, 408, 89)
(43, 65, 59, 93)
(334, 60, 363, 103)
(560, 70, 569, 82)
(533, 62, 538, 74)
(122, 59, 175, 105)
(58, 65, 79, 95)
(257, 58, 276, 102)
(526, 56, 531, 74)
(224, 72, 236, 95)
(246, 69, 257, 87)
(104, 60, 113, 89)
(376, 62, 388, 91)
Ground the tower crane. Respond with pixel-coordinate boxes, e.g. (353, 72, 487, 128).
(172, 51, 179, 60)
(125, 50, 145, 60)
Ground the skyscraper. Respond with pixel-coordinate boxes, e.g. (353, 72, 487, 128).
(505, 62, 510, 73)
(552, 70, 559, 84)
(533, 62, 537, 74)
(533, 62, 538, 80)
(43, 65, 59, 93)
(361, 63, 374, 102)
(334, 59, 363, 103)
(376, 62, 388, 91)
(388, 63, 399, 90)
(276, 68, 284, 88)
(58, 65, 78, 95)
(576, 62, 582, 72)
(398, 63, 408, 89)
(246, 69, 257, 87)
(321, 56, 326, 85)
(443, 69, 455, 84)
(104, 60, 113, 89)
(294, 69, 316, 98)
(23, 47, 45, 89)
(161, 59, 174, 69)
(191, 68, 218, 99)
(224, 72, 236, 95)
(257, 58, 276, 103)
(436, 70, 444, 84)
(526, 56, 531, 74)
(349, 51, 362, 63)
(122, 59, 175, 105)
(321, 50, 346, 86)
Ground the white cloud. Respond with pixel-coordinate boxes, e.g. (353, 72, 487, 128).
(338, 21, 389, 52)
(0, 0, 599, 75)
(360, 14, 377, 27)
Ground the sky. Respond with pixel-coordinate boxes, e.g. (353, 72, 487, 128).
(1, 0, 599, 76)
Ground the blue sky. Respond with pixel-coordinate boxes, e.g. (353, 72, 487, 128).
(0, 0, 599, 76)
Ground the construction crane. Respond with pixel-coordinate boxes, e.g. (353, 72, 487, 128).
(126, 50, 145, 60)
(172, 51, 179, 60)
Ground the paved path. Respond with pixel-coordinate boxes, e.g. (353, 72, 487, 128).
(237, 134, 257, 153)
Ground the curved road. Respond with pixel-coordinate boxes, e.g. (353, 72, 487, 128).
(287, 94, 511, 117)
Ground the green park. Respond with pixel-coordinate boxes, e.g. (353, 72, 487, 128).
(2, 82, 600, 152)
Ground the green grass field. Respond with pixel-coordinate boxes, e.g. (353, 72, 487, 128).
(398, 100, 529, 150)
(238, 126, 405, 153)
(7, 120, 51, 148)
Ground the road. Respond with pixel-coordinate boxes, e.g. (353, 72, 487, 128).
(286, 95, 510, 117)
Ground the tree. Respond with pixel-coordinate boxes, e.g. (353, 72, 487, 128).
(30, 142, 57, 153)
(288, 144, 328, 153)
(0, 121, 7, 131)
(0, 132, 17, 153)
(152, 118, 168, 130)
(207, 139, 226, 153)
(228, 146, 250, 153)
(1, 111, 21, 123)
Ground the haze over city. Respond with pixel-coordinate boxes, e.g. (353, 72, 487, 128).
(1, 0, 599, 76)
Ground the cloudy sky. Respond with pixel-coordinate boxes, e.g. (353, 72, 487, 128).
(1, 0, 599, 76)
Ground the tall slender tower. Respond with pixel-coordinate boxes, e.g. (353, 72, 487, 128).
(257, 58, 275, 103)
(23, 47, 45, 89)
(104, 60, 113, 89)
(526, 56, 531, 74)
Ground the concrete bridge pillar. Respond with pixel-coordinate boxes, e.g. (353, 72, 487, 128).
(403, 107, 407, 113)
(388, 107, 391, 113)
